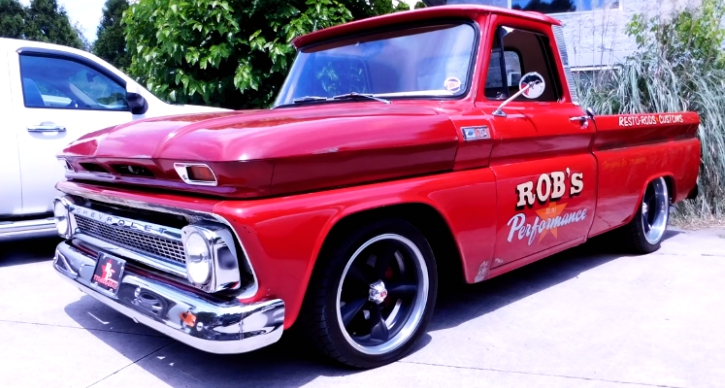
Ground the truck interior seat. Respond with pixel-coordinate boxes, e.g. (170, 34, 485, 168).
(22, 78, 46, 107)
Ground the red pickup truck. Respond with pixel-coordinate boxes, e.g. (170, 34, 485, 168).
(51, 5, 700, 368)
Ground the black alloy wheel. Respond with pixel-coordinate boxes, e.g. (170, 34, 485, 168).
(301, 219, 438, 369)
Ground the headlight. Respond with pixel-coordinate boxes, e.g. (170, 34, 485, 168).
(184, 231, 212, 285)
(53, 198, 70, 238)
(181, 223, 241, 293)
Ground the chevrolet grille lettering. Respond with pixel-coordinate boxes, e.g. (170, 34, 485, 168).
(70, 205, 182, 240)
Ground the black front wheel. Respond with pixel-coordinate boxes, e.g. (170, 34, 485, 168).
(301, 219, 438, 368)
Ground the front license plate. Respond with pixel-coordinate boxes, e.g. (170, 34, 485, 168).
(91, 253, 125, 295)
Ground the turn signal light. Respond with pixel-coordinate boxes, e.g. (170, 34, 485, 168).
(180, 311, 197, 327)
(173, 163, 218, 186)
(188, 166, 216, 182)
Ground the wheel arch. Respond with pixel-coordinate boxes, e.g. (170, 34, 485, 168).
(625, 174, 676, 225)
(309, 202, 465, 302)
(638, 174, 675, 206)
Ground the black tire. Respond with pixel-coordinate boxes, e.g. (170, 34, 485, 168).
(300, 218, 438, 369)
(619, 177, 670, 254)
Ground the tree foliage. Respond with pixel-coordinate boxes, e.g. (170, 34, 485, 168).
(578, 0, 725, 218)
(94, 0, 131, 70)
(124, 0, 411, 109)
(0, 0, 84, 49)
(625, 0, 725, 68)
(344, 0, 409, 17)
(24, 0, 84, 48)
(0, 0, 27, 39)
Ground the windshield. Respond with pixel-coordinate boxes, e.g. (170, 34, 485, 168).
(274, 23, 476, 106)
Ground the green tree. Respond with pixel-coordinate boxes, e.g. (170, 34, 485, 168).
(393, 0, 411, 12)
(414, 1, 426, 9)
(124, 0, 408, 109)
(344, 0, 408, 18)
(24, 0, 84, 49)
(0, 0, 27, 39)
(73, 21, 91, 51)
(94, 0, 130, 69)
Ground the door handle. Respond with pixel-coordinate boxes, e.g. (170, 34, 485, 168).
(27, 122, 66, 133)
(569, 116, 589, 129)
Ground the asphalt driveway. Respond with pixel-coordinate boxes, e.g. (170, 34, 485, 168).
(1, 227, 724, 388)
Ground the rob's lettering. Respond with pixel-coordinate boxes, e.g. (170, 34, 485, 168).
(516, 169, 583, 208)
(509, 169, 588, 245)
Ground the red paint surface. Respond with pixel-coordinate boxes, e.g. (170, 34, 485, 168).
(588, 113, 701, 236)
(61, 104, 459, 198)
(56, 6, 701, 330)
(292, 5, 561, 49)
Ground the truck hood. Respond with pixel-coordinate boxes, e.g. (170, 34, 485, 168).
(60, 103, 459, 198)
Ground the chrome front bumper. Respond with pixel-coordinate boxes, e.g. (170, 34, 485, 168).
(53, 241, 285, 354)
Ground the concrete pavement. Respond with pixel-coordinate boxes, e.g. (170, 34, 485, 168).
(1, 227, 724, 388)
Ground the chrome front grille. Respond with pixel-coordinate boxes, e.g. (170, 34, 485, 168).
(74, 214, 186, 265)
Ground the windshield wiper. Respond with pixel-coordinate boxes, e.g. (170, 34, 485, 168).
(292, 96, 329, 104)
(291, 93, 391, 105)
(332, 92, 390, 104)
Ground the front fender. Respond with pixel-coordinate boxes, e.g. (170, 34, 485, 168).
(213, 168, 497, 328)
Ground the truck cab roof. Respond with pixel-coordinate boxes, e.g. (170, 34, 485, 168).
(292, 5, 562, 49)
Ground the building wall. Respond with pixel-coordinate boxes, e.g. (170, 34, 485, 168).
(416, 0, 702, 68)
(554, 0, 699, 68)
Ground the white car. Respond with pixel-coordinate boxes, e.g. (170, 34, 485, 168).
(0, 38, 228, 240)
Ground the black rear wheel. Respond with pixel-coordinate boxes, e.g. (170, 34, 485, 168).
(620, 177, 670, 253)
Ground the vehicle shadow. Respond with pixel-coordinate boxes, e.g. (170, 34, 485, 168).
(0, 236, 60, 268)
(61, 229, 682, 387)
(427, 229, 681, 333)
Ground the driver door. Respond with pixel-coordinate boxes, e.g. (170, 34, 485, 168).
(9, 51, 133, 215)
(481, 23, 597, 268)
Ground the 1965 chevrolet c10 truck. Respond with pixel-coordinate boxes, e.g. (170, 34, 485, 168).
(51, 5, 701, 368)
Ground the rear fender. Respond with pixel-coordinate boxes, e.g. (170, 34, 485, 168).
(625, 173, 676, 225)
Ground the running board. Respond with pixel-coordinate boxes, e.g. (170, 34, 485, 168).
(0, 217, 57, 240)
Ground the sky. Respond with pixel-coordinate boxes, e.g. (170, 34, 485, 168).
(19, 0, 421, 44)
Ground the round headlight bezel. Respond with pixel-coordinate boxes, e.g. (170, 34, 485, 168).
(53, 198, 70, 238)
(181, 223, 242, 294)
(184, 231, 213, 285)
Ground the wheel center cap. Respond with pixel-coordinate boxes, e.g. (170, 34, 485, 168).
(369, 280, 388, 304)
(643, 202, 649, 214)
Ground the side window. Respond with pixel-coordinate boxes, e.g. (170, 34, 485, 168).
(484, 26, 561, 102)
(19, 55, 129, 111)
